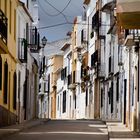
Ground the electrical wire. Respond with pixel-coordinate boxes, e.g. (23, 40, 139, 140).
(44, 0, 71, 16)
(38, 22, 110, 30)
(39, 22, 68, 29)
(39, 1, 73, 20)
(44, 0, 71, 23)
(38, 1, 56, 17)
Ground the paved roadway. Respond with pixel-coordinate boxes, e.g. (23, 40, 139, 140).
(2, 120, 108, 140)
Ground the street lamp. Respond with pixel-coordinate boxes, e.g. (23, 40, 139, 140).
(41, 36, 47, 47)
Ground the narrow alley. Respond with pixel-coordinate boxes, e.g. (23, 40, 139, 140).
(1, 0, 140, 139)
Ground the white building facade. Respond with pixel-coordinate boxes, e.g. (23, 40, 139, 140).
(16, 0, 39, 123)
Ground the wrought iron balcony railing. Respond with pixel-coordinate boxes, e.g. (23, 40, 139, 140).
(0, 9, 7, 44)
(27, 26, 40, 53)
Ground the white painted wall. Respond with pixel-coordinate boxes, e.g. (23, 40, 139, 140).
(16, 3, 38, 122)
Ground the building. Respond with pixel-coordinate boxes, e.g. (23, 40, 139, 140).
(16, 0, 40, 123)
(0, 0, 18, 126)
(39, 38, 70, 119)
(56, 41, 72, 119)
(69, 16, 89, 119)
(117, 0, 140, 132)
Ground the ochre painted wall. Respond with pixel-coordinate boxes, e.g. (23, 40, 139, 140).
(0, 0, 18, 126)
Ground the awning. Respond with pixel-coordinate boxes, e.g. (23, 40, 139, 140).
(117, 0, 140, 29)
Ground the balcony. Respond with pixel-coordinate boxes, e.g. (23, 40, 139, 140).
(117, 0, 140, 29)
(18, 38, 27, 63)
(28, 26, 40, 53)
(0, 9, 8, 54)
(102, 0, 116, 13)
(123, 30, 140, 47)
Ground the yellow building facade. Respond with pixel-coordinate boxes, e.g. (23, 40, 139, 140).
(0, 0, 18, 126)
(50, 55, 63, 119)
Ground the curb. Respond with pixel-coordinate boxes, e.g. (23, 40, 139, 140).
(0, 119, 50, 140)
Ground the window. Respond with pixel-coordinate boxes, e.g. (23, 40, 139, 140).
(81, 30, 84, 43)
(0, 56, 2, 90)
(108, 91, 111, 104)
(111, 82, 114, 113)
(18, 71, 21, 100)
(27, 0, 29, 8)
(42, 56, 45, 73)
(81, 65, 83, 78)
(44, 83, 46, 92)
(86, 89, 88, 106)
(125, 29, 129, 39)
(62, 91, 66, 113)
(23, 79, 27, 109)
(61, 69, 64, 80)
(92, 11, 99, 30)
(101, 89, 103, 108)
(13, 72, 17, 110)
(132, 76, 134, 106)
(75, 94, 76, 109)
(14, 9, 16, 40)
(61, 67, 67, 80)
(57, 96, 59, 110)
(70, 96, 71, 108)
(4, 61, 8, 104)
(91, 50, 98, 67)
(64, 67, 67, 78)
(116, 76, 119, 101)
(4, 0, 7, 15)
(109, 56, 111, 73)
(68, 74, 72, 86)
(75, 31, 76, 46)
(48, 74, 50, 93)
(9, 0, 12, 33)
(73, 71, 75, 83)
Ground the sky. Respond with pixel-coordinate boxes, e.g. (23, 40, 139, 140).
(38, 0, 84, 42)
